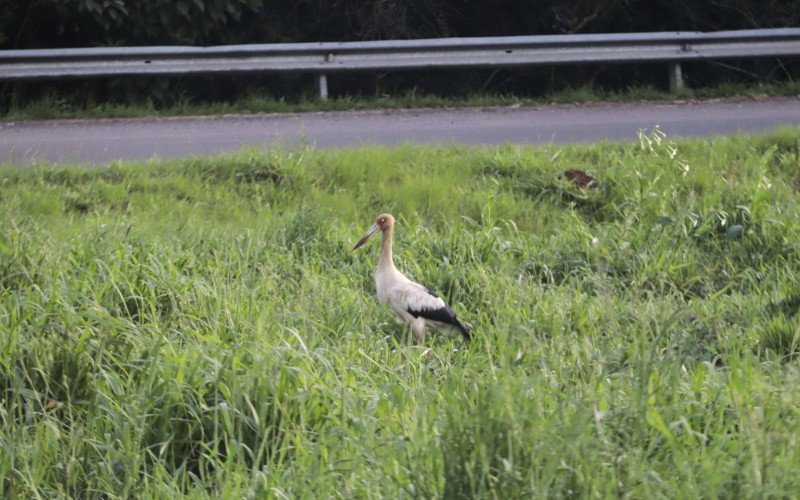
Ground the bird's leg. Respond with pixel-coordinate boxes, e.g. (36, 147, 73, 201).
(412, 323, 425, 346)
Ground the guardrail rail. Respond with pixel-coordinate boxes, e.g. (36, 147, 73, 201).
(2, 28, 799, 98)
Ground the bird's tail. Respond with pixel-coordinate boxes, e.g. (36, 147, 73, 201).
(457, 320, 472, 340)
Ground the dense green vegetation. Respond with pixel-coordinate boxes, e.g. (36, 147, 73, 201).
(5, 0, 797, 49)
(7, 0, 800, 49)
(2, 128, 800, 497)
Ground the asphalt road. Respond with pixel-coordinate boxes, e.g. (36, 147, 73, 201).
(2, 97, 799, 165)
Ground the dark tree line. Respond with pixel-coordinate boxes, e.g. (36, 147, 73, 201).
(4, 0, 800, 48)
(1, 0, 798, 105)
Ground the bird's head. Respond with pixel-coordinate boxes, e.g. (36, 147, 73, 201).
(352, 213, 394, 251)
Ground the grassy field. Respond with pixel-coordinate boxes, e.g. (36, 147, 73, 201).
(2, 128, 800, 497)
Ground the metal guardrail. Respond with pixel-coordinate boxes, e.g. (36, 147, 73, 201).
(2, 28, 799, 98)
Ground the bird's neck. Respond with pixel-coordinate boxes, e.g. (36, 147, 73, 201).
(378, 225, 396, 272)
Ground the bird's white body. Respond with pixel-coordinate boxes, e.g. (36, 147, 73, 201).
(354, 214, 471, 345)
(375, 258, 452, 337)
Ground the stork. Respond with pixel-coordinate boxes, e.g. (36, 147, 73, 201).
(352, 214, 472, 345)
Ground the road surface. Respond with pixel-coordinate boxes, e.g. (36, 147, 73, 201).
(1, 97, 799, 165)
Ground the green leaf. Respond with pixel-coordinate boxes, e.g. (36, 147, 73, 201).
(176, 1, 190, 19)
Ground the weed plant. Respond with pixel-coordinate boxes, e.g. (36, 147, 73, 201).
(1, 128, 800, 497)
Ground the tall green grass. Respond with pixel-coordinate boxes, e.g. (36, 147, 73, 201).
(2, 128, 800, 497)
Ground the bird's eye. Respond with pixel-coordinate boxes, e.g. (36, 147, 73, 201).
(379, 218, 385, 224)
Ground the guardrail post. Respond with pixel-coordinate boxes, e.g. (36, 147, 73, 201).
(316, 73, 328, 100)
(669, 62, 683, 92)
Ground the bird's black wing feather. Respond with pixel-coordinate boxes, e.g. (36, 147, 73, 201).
(407, 287, 471, 339)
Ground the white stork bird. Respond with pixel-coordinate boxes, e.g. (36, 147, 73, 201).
(352, 214, 472, 345)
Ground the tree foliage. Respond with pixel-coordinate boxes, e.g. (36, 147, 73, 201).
(4, 0, 799, 49)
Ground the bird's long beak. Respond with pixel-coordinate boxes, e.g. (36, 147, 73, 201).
(352, 224, 380, 251)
